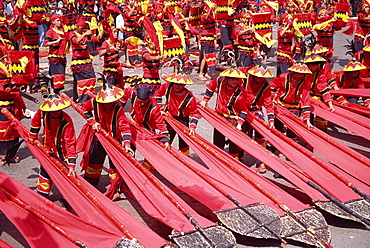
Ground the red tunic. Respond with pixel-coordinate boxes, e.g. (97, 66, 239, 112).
(270, 72, 311, 120)
(82, 99, 131, 146)
(44, 26, 68, 59)
(30, 110, 77, 168)
(305, 64, 334, 102)
(203, 77, 248, 125)
(243, 76, 274, 122)
(154, 82, 199, 129)
(123, 88, 169, 140)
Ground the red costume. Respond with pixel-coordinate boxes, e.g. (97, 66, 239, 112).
(123, 87, 169, 141)
(70, 27, 97, 101)
(270, 72, 311, 121)
(100, 37, 124, 88)
(202, 75, 248, 158)
(44, 22, 68, 91)
(81, 98, 131, 187)
(141, 45, 161, 94)
(331, 71, 370, 107)
(0, 89, 26, 163)
(30, 109, 77, 197)
(154, 81, 199, 155)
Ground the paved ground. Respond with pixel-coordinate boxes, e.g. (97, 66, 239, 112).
(0, 28, 370, 247)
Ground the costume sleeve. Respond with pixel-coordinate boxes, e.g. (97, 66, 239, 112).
(44, 29, 55, 46)
(29, 109, 43, 139)
(13, 92, 26, 121)
(269, 74, 284, 101)
(236, 90, 248, 125)
(188, 95, 199, 129)
(63, 114, 77, 168)
(153, 104, 170, 143)
(154, 82, 169, 105)
(300, 81, 311, 121)
(118, 109, 132, 146)
(203, 78, 218, 102)
(262, 85, 274, 122)
(81, 99, 95, 124)
(100, 40, 109, 50)
(316, 72, 333, 102)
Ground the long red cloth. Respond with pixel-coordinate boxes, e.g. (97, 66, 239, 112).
(197, 107, 329, 203)
(11, 118, 167, 248)
(333, 101, 370, 116)
(275, 105, 370, 187)
(94, 131, 216, 232)
(163, 116, 315, 215)
(0, 173, 123, 248)
(330, 88, 370, 97)
(246, 113, 370, 199)
(311, 98, 370, 141)
(130, 124, 270, 212)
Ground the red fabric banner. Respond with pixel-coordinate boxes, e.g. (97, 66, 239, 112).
(275, 105, 370, 187)
(11, 119, 167, 248)
(330, 88, 370, 97)
(252, 12, 273, 37)
(163, 116, 319, 214)
(94, 131, 216, 232)
(130, 124, 264, 212)
(333, 101, 370, 116)
(311, 98, 370, 141)
(197, 107, 329, 203)
(0, 173, 123, 248)
(245, 113, 370, 199)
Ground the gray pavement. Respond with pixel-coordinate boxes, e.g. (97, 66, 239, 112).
(1, 28, 370, 248)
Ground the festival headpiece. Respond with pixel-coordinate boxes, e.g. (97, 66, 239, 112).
(343, 60, 367, 72)
(40, 93, 71, 112)
(220, 66, 247, 79)
(248, 64, 274, 78)
(304, 53, 327, 63)
(164, 70, 194, 85)
(288, 61, 312, 74)
(95, 84, 125, 103)
(312, 43, 329, 55)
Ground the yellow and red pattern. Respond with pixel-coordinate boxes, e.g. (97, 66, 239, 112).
(220, 66, 247, 78)
(293, 13, 312, 36)
(248, 64, 274, 78)
(252, 12, 272, 37)
(214, 0, 229, 20)
(164, 71, 194, 85)
(288, 61, 312, 74)
(189, 3, 201, 27)
(304, 54, 326, 63)
(334, 3, 350, 22)
(40, 93, 71, 112)
(364, 45, 370, 52)
(343, 60, 367, 72)
(311, 43, 329, 55)
(95, 84, 125, 103)
(163, 36, 185, 57)
(7, 50, 36, 85)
